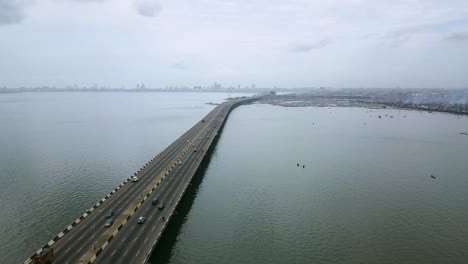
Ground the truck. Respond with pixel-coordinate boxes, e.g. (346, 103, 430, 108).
(32, 247, 54, 264)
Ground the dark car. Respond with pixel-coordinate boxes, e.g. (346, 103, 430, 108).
(152, 197, 159, 205)
(106, 210, 115, 218)
(104, 218, 114, 227)
(158, 203, 165, 210)
(137, 216, 145, 224)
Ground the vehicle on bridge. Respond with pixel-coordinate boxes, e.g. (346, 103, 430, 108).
(158, 203, 165, 210)
(32, 247, 53, 264)
(178, 160, 182, 165)
(131, 176, 138, 182)
(193, 148, 198, 152)
(152, 197, 159, 205)
(104, 218, 114, 227)
(106, 209, 114, 218)
(137, 216, 145, 224)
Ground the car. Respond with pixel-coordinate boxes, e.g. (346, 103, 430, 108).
(193, 148, 198, 152)
(152, 197, 159, 205)
(137, 216, 145, 224)
(106, 210, 114, 218)
(131, 176, 138, 182)
(187, 140, 190, 143)
(158, 203, 165, 210)
(178, 160, 182, 165)
(104, 218, 114, 227)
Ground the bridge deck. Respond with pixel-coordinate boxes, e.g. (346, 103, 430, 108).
(24, 97, 257, 264)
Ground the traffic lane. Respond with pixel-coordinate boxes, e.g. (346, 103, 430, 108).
(52, 122, 203, 263)
(96, 117, 219, 264)
(95, 106, 228, 263)
(69, 106, 221, 262)
(116, 148, 201, 264)
(51, 128, 192, 252)
(94, 154, 190, 264)
(119, 124, 218, 264)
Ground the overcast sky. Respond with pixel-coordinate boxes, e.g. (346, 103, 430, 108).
(1, 0, 468, 88)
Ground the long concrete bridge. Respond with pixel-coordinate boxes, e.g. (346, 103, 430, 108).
(25, 96, 259, 264)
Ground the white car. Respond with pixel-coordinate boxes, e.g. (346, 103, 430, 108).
(131, 176, 138, 182)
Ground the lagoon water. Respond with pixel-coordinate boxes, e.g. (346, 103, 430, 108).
(1, 94, 468, 264)
(152, 104, 468, 264)
(0, 92, 241, 263)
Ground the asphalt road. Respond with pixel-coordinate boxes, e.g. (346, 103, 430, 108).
(43, 101, 231, 264)
(94, 103, 229, 264)
(94, 105, 225, 264)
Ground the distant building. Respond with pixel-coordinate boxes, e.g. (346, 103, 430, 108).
(213, 82, 222, 89)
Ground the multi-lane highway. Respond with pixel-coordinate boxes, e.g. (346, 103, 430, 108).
(25, 96, 256, 264)
(94, 108, 220, 264)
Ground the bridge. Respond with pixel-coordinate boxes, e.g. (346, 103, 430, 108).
(25, 96, 259, 264)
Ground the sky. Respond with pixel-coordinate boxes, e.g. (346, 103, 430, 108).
(1, 0, 468, 89)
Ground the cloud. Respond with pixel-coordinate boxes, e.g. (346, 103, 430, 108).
(444, 32, 468, 41)
(71, 0, 106, 2)
(134, 0, 162, 17)
(289, 39, 331, 53)
(380, 18, 468, 47)
(0, 0, 27, 25)
(171, 61, 187, 70)
(381, 26, 426, 47)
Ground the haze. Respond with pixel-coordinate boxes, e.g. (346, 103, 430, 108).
(1, 0, 468, 88)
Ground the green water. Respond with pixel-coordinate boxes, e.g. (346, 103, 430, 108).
(0, 92, 248, 264)
(152, 104, 468, 264)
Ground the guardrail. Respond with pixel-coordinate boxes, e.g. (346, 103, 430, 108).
(141, 97, 258, 263)
(24, 96, 259, 264)
(23, 148, 174, 264)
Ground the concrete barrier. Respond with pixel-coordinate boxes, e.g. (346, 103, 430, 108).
(78, 116, 214, 264)
(140, 98, 258, 264)
(24, 146, 172, 264)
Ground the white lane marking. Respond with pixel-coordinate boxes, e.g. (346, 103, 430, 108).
(78, 234, 85, 241)
(152, 225, 156, 231)
(65, 247, 71, 253)
(124, 250, 129, 257)
(144, 236, 148, 243)
(133, 237, 138, 243)
(131, 225, 135, 231)
(111, 250, 116, 257)
(122, 235, 127, 242)
(64, 261, 69, 264)
(78, 246, 83, 252)
(136, 249, 141, 257)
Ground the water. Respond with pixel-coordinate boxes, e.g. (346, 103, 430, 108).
(152, 104, 468, 264)
(2, 96, 468, 264)
(0, 92, 247, 264)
